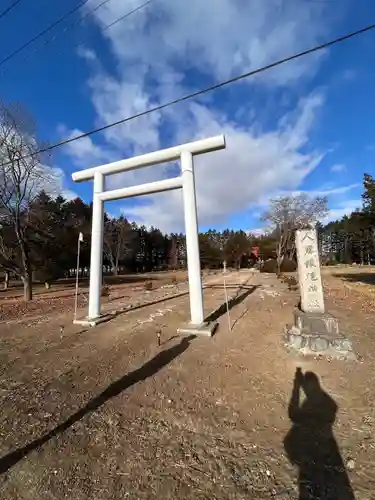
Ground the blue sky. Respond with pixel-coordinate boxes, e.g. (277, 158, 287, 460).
(0, 0, 374, 233)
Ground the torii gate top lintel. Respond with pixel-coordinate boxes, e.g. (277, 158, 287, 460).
(72, 135, 226, 183)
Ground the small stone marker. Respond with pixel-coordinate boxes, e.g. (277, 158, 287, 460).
(157, 329, 161, 346)
(295, 228, 324, 314)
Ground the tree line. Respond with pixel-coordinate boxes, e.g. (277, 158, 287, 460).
(318, 174, 375, 265)
(261, 175, 375, 270)
(1, 101, 375, 301)
(0, 101, 276, 301)
(0, 188, 277, 297)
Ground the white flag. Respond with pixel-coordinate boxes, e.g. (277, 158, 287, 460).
(78, 232, 84, 242)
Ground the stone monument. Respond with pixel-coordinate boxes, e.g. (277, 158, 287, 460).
(296, 228, 325, 314)
(285, 228, 355, 360)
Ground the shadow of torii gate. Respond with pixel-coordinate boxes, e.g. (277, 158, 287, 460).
(71, 135, 226, 335)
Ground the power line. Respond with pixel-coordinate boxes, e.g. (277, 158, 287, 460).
(12, 0, 115, 64)
(0, 0, 22, 21)
(1, 20, 375, 167)
(55, 0, 155, 61)
(0, 0, 91, 68)
(85, 0, 155, 37)
(0, 0, 155, 78)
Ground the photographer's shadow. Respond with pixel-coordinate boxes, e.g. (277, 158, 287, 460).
(284, 369, 355, 500)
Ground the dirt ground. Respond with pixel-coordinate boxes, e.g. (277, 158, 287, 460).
(0, 269, 374, 499)
(0, 271, 190, 323)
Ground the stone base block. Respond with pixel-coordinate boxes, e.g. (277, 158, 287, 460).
(294, 310, 339, 336)
(284, 309, 356, 360)
(177, 321, 218, 337)
(73, 314, 114, 327)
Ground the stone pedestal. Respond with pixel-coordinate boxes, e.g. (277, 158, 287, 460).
(177, 321, 218, 337)
(294, 310, 339, 336)
(285, 310, 356, 360)
(73, 313, 115, 327)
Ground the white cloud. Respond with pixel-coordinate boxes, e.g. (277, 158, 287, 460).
(85, 0, 332, 86)
(59, 127, 113, 169)
(124, 94, 324, 232)
(28, 164, 79, 201)
(325, 199, 362, 222)
(50, 167, 79, 200)
(76, 46, 97, 62)
(78, 0, 335, 157)
(287, 183, 360, 198)
(64, 0, 343, 231)
(315, 183, 360, 196)
(87, 75, 162, 155)
(330, 163, 346, 173)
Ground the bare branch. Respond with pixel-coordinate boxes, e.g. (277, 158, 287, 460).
(0, 101, 58, 300)
(261, 193, 328, 270)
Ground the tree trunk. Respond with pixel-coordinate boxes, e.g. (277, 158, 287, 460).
(15, 224, 33, 301)
(276, 255, 283, 274)
(276, 230, 285, 274)
(276, 241, 283, 274)
(3, 271, 9, 290)
(105, 251, 117, 276)
(21, 272, 32, 301)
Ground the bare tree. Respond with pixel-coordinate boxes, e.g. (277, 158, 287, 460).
(262, 193, 328, 272)
(0, 102, 56, 300)
(103, 216, 135, 275)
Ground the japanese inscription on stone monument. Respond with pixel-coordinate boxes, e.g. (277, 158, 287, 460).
(295, 228, 325, 314)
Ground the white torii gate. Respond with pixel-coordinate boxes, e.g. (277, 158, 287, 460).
(71, 135, 226, 334)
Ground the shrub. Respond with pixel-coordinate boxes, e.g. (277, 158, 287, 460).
(260, 258, 297, 274)
(280, 258, 297, 272)
(260, 259, 278, 273)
